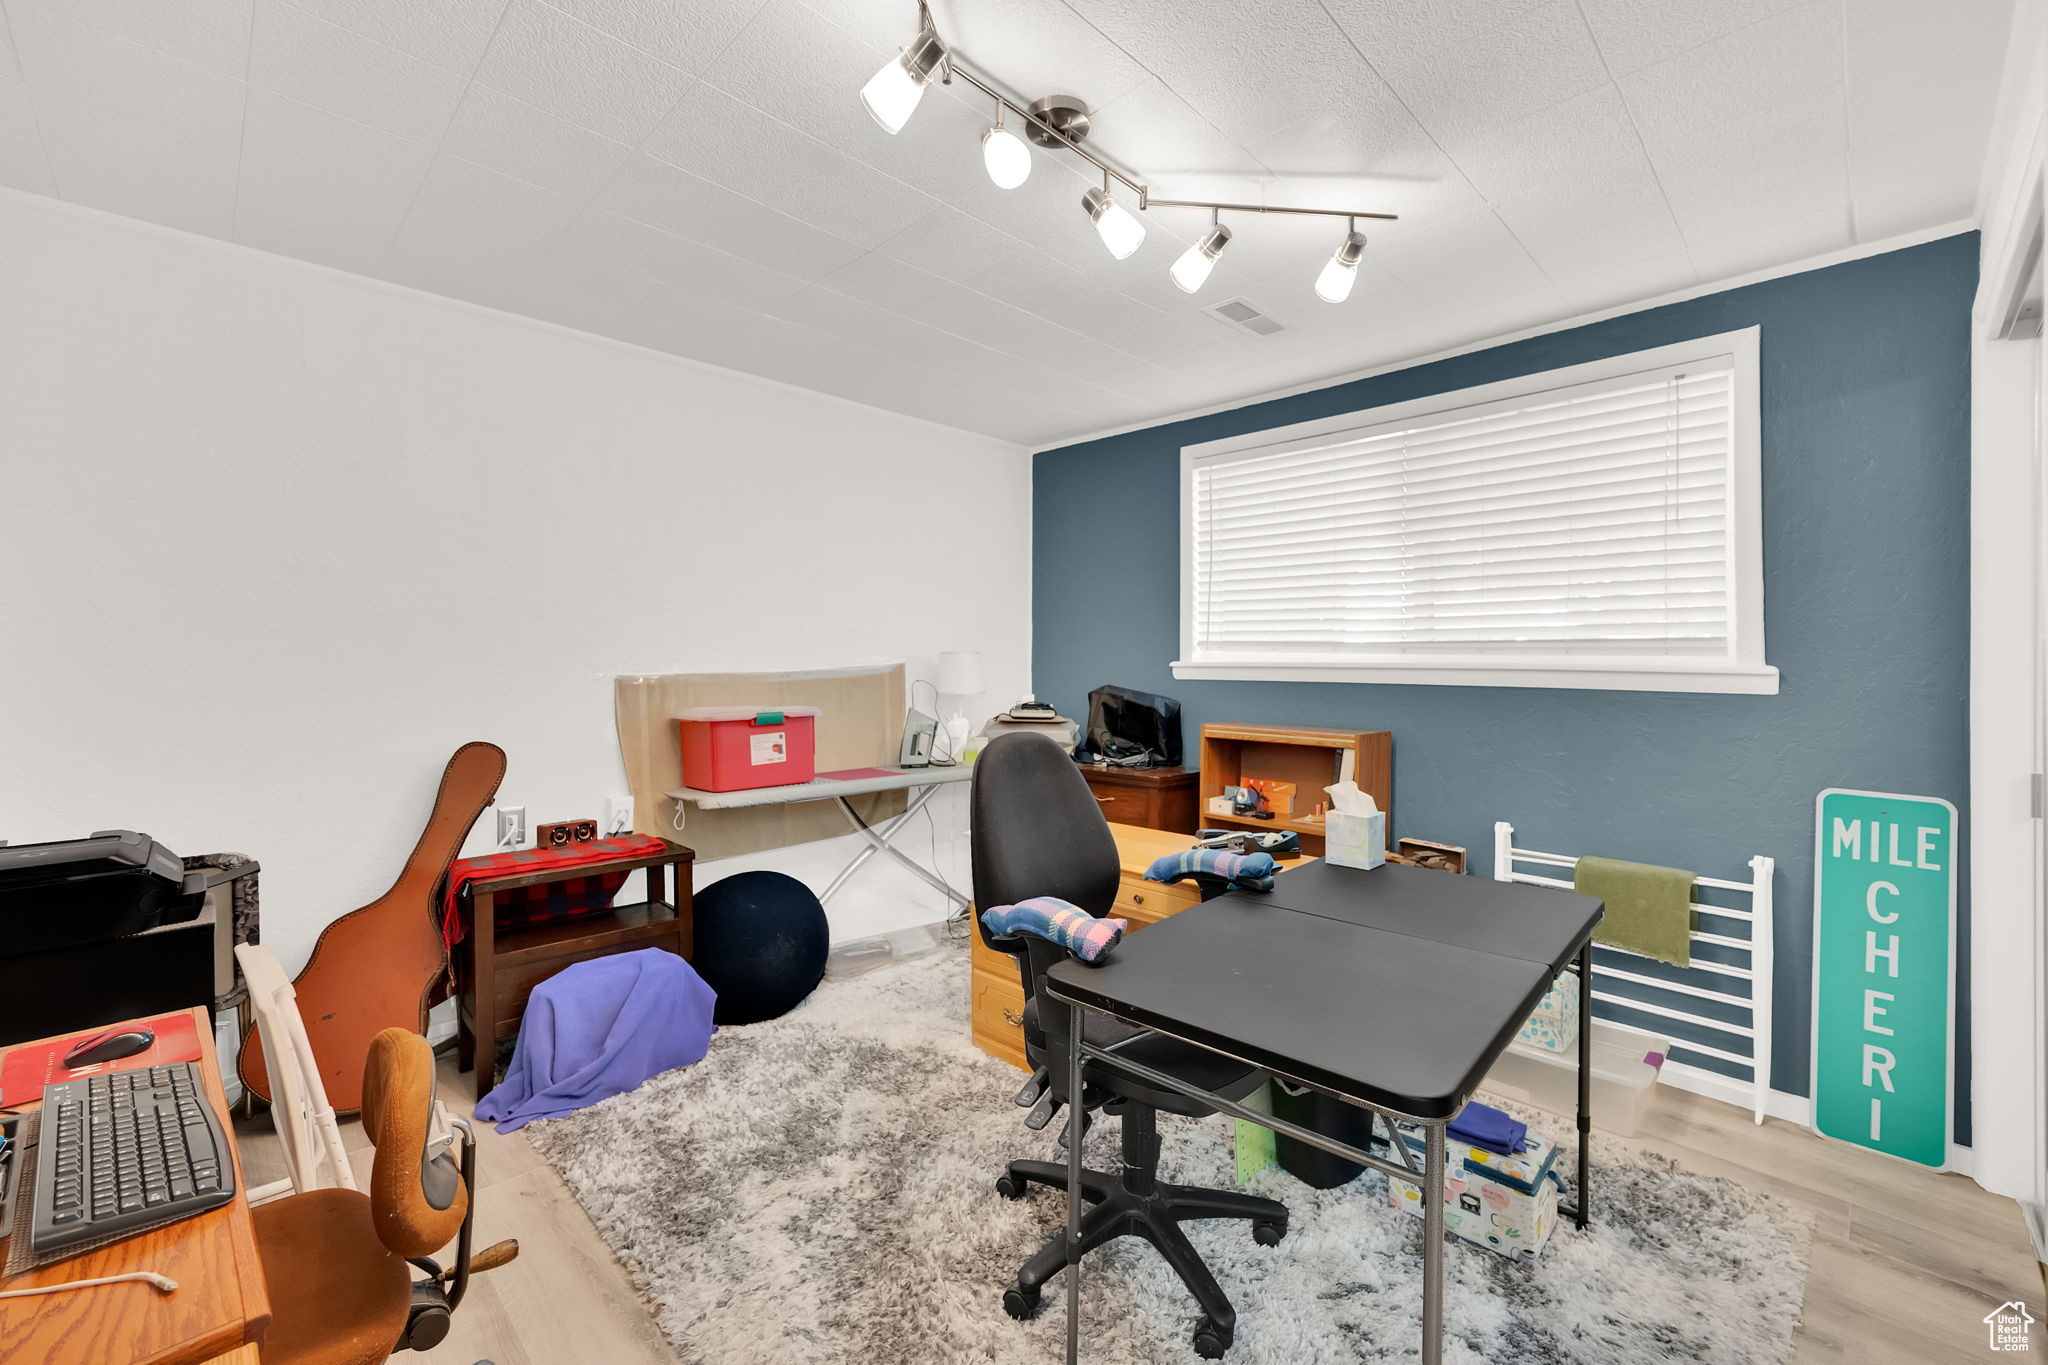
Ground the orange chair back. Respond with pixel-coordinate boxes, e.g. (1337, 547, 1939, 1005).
(360, 1028, 468, 1259)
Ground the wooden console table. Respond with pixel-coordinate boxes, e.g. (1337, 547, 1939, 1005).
(453, 840, 695, 1085)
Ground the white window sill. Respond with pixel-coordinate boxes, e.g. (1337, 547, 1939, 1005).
(1170, 659, 1782, 695)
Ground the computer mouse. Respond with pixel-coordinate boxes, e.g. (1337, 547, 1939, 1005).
(62, 1026, 155, 1069)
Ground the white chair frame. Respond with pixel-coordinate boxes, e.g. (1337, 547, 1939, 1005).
(235, 942, 360, 1202)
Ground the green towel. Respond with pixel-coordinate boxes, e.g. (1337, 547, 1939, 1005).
(1575, 855, 1697, 967)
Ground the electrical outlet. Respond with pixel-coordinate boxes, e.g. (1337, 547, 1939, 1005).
(495, 805, 527, 850)
(605, 796, 634, 836)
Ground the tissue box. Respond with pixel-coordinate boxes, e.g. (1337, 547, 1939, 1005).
(1388, 1127, 1564, 1263)
(1516, 970, 1580, 1053)
(1323, 810, 1385, 870)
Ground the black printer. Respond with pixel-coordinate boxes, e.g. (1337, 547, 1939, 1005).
(0, 831, 224, 1045)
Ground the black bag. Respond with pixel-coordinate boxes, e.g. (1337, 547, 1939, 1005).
(1084, 685, 1183, 768)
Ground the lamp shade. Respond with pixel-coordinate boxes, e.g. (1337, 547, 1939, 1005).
(935, 650, 984, 695)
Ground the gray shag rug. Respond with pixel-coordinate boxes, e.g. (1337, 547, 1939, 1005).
(523, 938, 1812, 1364)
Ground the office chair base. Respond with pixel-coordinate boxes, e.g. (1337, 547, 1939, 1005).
(996, 1154, 1285, 1359)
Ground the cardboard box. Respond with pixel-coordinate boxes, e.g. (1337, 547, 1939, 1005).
(1244, 778, 1296, 815)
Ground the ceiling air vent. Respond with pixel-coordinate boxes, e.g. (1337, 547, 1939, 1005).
(1206, 297, 1286, 337)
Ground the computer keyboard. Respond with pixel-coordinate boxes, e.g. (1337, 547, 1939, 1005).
(30, 1063, 235, 1259)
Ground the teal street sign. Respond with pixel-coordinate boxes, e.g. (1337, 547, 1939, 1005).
(1810, 789, 1956, 1168)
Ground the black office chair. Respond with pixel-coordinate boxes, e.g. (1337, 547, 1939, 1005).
(972, 732, 1288, 1360)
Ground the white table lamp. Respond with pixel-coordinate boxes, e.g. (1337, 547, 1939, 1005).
(935, 651, 984, 760)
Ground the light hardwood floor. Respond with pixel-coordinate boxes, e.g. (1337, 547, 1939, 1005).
(235, 1004, 2042, 1364)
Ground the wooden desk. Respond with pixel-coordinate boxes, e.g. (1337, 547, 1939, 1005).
(968, 823, 1317, 1068)
(0, 1007, 270, 1365)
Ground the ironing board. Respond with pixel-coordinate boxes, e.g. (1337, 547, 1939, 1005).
(664, 766, 973, 911)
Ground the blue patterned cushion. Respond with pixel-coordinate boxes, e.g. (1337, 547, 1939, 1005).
(980, 897, 1129, 963)
(1144, 848, 1278, 892)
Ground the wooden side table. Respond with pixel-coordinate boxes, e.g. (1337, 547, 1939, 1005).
(452, 840, 695, 1085)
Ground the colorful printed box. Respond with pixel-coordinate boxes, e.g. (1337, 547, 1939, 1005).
(1387, 1126, 1565, 1263)
(1515, 969, 1580, 1054)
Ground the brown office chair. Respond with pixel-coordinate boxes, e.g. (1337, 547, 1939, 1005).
(252, 1028, 518, 1365)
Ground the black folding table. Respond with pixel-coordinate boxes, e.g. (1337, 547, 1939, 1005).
(1044, 861, 1603, 1365)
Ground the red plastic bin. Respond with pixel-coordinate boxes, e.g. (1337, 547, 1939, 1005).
(676, 706, 820, 792)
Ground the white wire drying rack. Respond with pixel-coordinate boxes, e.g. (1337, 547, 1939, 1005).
(1493, 821, 1776, 1125)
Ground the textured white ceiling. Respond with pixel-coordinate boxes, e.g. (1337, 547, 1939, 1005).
(0, 0, 2015, 445)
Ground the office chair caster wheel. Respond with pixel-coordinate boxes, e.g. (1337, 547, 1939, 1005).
(995, 1173, 1026, 1200)
(1192, 1318, 1232, 1359)
(1003, 1285, 1042, 1320)
(1253, 1217, 1287, 1247)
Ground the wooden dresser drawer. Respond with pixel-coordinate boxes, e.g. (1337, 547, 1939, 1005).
(971, 966, 1029, 1071)
(1114, 874, 1200, 925)
(1078, 765, 1198, 833)
(969, 922, 1012, 978)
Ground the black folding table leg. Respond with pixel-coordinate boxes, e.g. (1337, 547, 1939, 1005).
(1065, 1005, 1084, 1365)
(1573, 939, 1592, 1230)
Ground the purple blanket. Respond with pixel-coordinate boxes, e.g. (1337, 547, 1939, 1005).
(475, 948, 717, 1133)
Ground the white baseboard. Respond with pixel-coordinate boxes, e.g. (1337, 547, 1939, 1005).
(2023, 1202, 2048, 1264)
(1659, 1058, 1812, 1126)
(1658, 1060, 1981, 1178)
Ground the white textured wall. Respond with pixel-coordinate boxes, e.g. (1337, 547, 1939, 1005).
(0, 192, 1031, 970)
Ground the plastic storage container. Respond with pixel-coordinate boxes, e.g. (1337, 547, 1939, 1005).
(676, 707, 820, 792)
(1478, 1019, 1669, 1138)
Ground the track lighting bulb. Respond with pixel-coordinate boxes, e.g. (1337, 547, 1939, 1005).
(982, 120, 1031, 189)
(1315, 229, 1368, 303)
(1082, 184, 1145, 260)
(1170, 222, 1232, 293)
(860, 25, 946, 134)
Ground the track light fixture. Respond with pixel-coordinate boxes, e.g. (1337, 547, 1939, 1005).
(980, 101, 1031, 189)
(859, 4, 1396, 302)
(1315, 221, 1369, 304)
(1171, 213, 1232, 294)
(1082, 177, 1145, 259)
(861, 7, 947, 135)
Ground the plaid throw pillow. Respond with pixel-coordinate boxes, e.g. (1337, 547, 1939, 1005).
(979, 896, 1129, 964)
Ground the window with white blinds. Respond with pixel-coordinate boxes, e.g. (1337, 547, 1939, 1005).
(1175, 330, 1776, 694)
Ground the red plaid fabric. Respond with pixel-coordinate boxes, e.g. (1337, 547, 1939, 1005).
(441, 834, 671, 949)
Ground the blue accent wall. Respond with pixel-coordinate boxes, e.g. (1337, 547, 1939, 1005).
(1032, 234, 1976, 1138)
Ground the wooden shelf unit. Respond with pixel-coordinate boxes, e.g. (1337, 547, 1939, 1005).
(1197, 722, 1391, 856)
(453, 842, 695, 1086)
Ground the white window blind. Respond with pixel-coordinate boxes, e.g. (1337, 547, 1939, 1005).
(1178, 331, 1774, 694)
